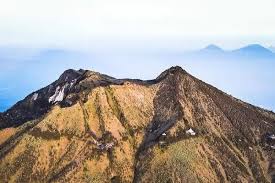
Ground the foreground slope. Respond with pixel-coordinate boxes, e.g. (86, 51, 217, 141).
(0, 66, 274, 183)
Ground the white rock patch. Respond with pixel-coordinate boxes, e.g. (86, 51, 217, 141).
(32, 93, 38, 101)
(269, 134, 275, 140)
(186, 128, 196, 136)
(49, 85, 66, 104)
(54, 86, 65, 103)
(49, 86, 60, 103)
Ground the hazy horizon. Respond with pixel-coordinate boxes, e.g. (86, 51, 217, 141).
(1, 0, 275, 112)
(0, 44, 275, 112)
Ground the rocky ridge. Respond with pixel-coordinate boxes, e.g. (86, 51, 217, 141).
(0, 66, 274, 182)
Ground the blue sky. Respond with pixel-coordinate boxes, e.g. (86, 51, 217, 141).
(0, 0, 275, 111)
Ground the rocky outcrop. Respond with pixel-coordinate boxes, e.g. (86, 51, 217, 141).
(0, 66, 274, 182)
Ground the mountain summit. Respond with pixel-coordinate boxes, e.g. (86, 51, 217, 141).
(234, 44, 273, 54)
(0, 66, 274, 182)
(203, 44, 224, 52)
(231, 44, 274, 58)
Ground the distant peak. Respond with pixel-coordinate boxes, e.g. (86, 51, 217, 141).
(156, 66, 187, 80)
(60, 69, 85, 77)
(203, 44, 223, 51)
(164, 66, 186, 73)
(239, 44, 269, 51)
(234, 44, 273, 55)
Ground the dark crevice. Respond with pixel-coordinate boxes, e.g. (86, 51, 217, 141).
(105, 86, 135, 137)
(133, 72, 185, 182)
(79, 100, 98, 140)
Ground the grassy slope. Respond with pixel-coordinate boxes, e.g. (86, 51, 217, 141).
(0, 69, 274, 182)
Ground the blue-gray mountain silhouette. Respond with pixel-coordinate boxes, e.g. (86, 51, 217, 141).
(232, 44, 274, 59)
(192, 44, 275, 60)
(202, 44, 224, 52)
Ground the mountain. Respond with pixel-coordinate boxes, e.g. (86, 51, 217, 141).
(0, 48, 91, 112)
(0, 66, 275, 182)
(201, 44, 224, 52)
(191, 44, 226, 58)
(232, 44, 274, 58)
(189, 44, 275, 60)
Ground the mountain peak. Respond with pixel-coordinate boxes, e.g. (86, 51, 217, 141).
(203, 44, 223, 51)
(58, 69, 86, 82)
(156, 66, 186, 80)
(236, 44, 271, 53)
(232, 44, 274, 58)
(243, 44, 265, 49)
(165, 66, 185, 73)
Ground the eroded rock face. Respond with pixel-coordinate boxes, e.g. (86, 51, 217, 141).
(0, 69, 124, 129)
(0, 66, 275, 183)
(0, 69, 86, 128)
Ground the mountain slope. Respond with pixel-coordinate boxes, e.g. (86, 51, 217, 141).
(0, 66, 274, 183)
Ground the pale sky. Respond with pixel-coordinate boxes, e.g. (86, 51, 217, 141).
(0, 0, 275, 111)
(0, 0, 275, 49)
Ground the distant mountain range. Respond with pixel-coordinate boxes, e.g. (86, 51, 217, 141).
(192, 44, 275, 60)
(0, 44, 274, 62)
